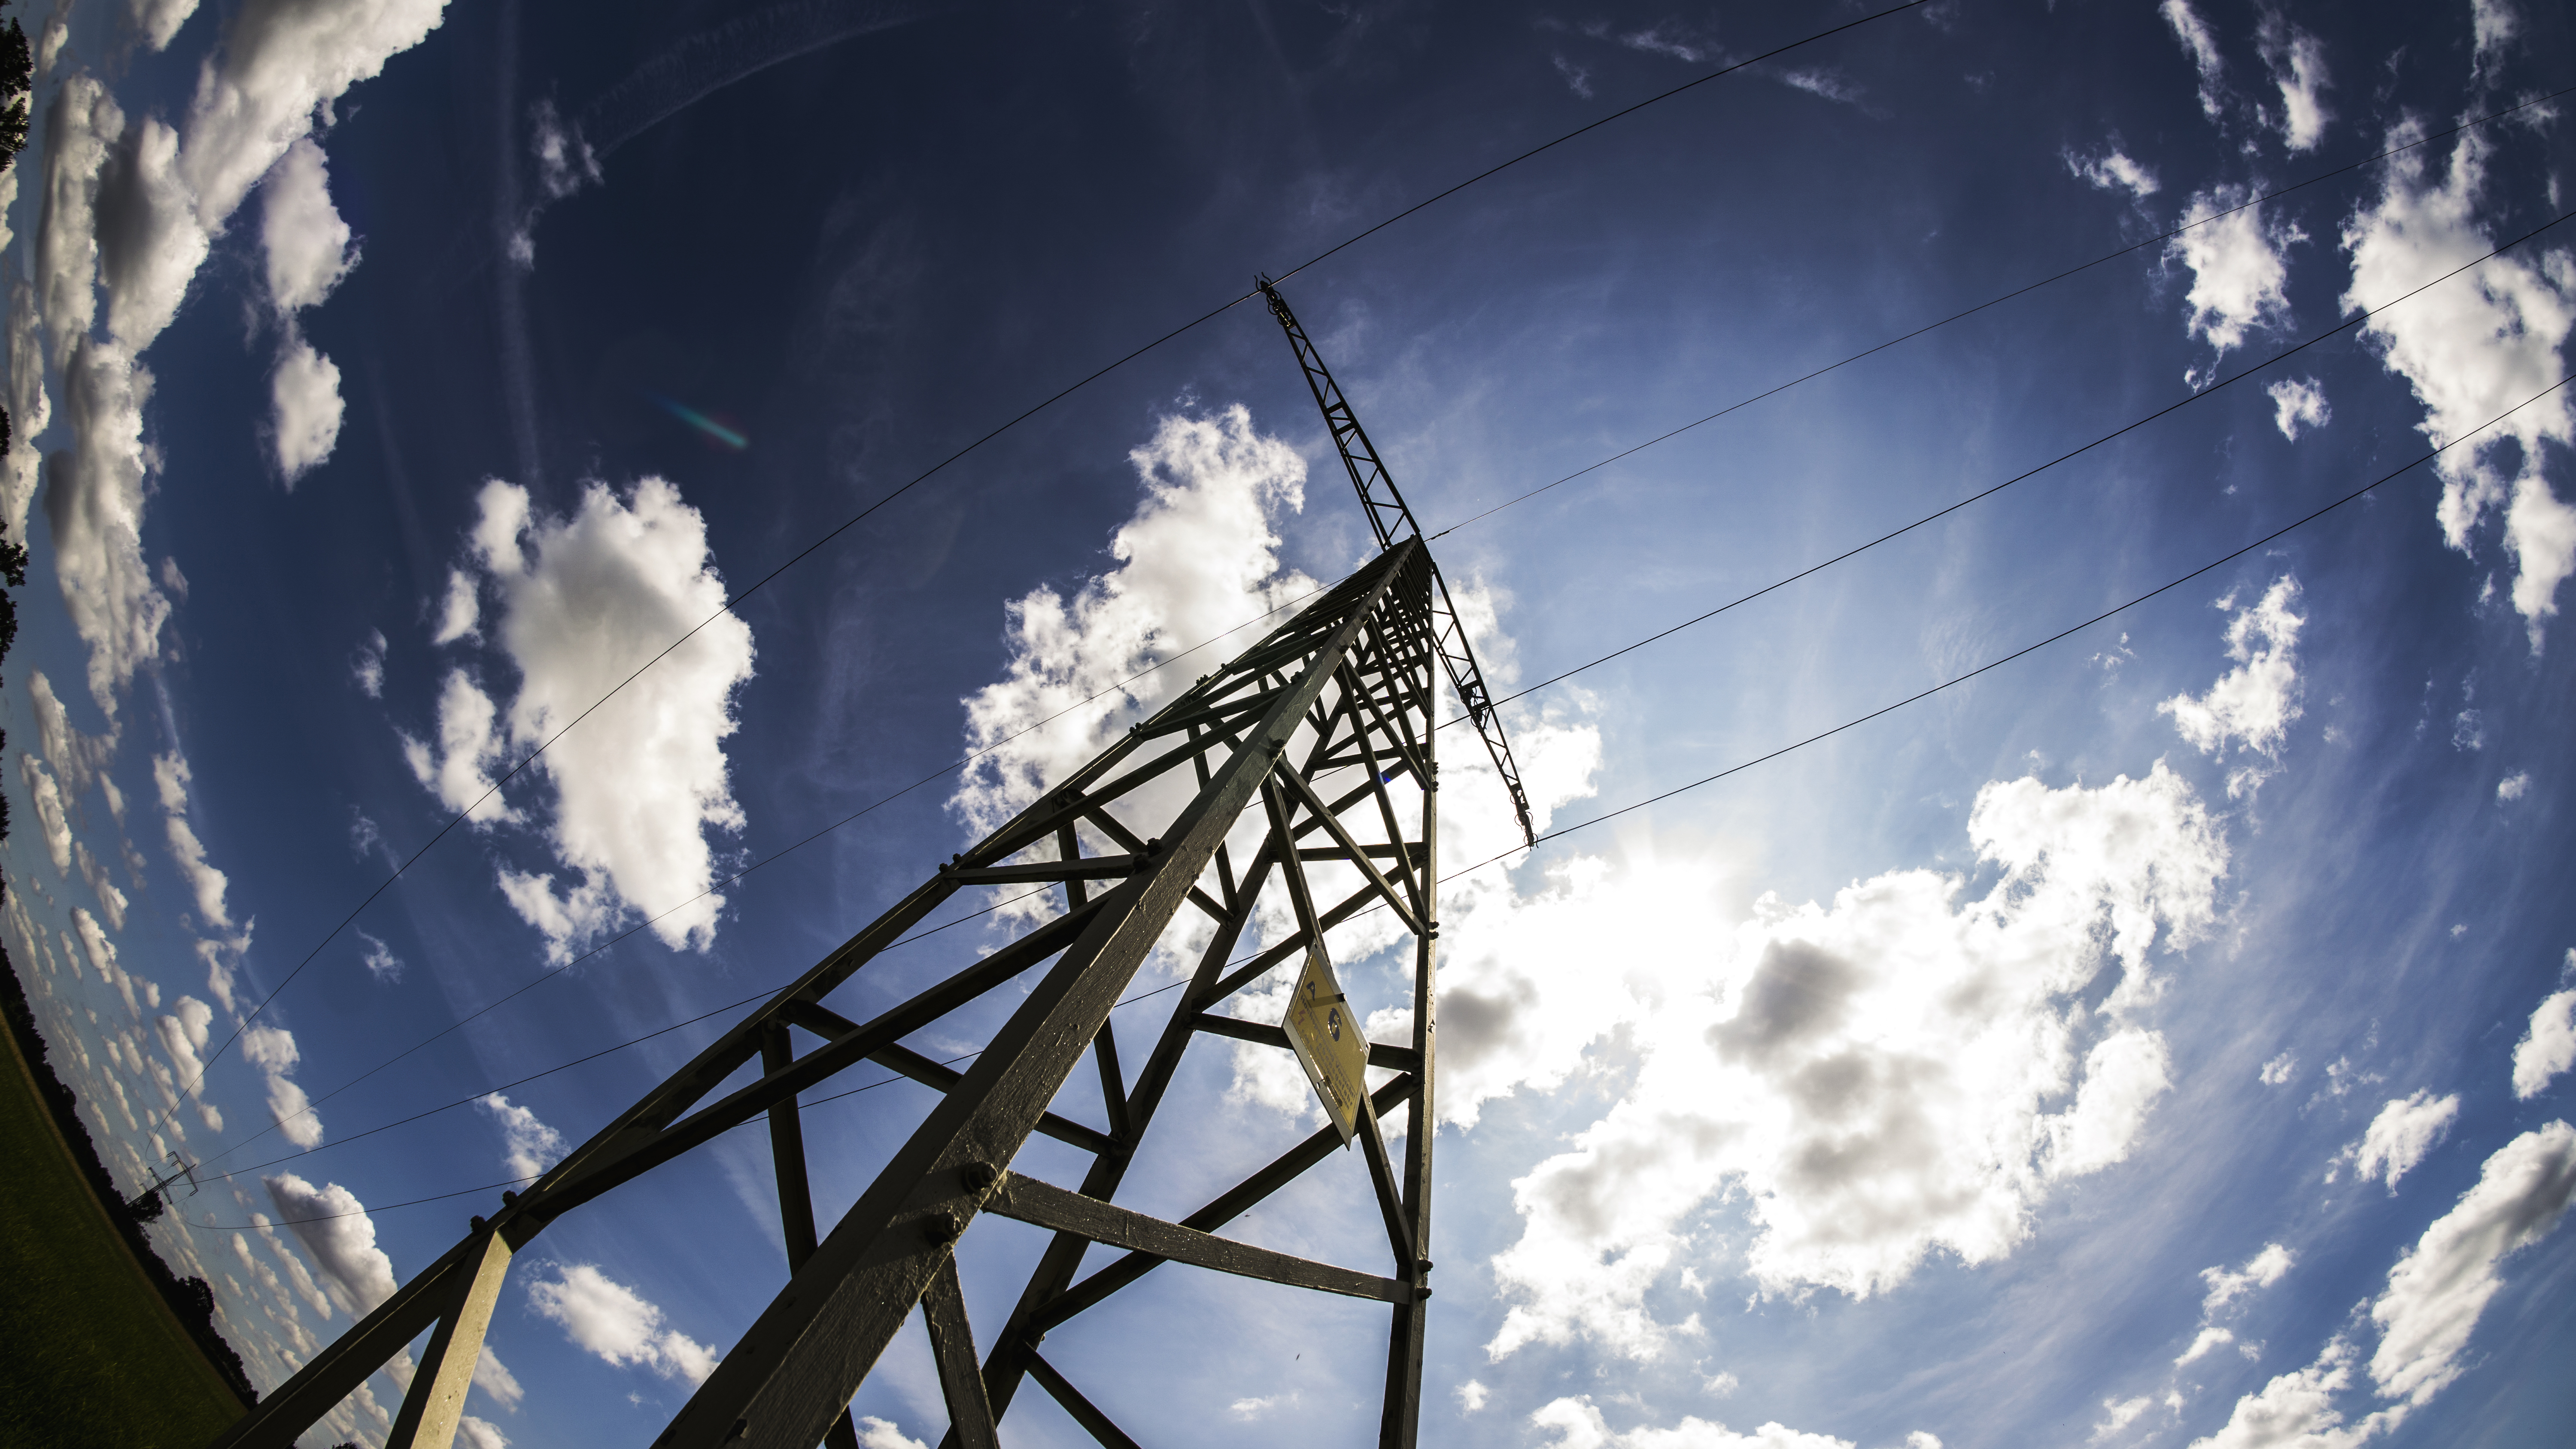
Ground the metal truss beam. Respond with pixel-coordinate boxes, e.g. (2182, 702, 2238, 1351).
(214, 537, 1450, 1449)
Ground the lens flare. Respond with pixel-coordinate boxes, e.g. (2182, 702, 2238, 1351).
(647, 391, 748, 450)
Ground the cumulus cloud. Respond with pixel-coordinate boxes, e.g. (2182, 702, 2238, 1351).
(2170, 188, 2301, 367)
(5, 278, 52, 543)
(265, 1173, 398, 1317)
(2199, 1123, 2576, 1441)
(259, 136, 356, 312)
(854, 1419, 927, 1449)
(19, 754, 73, 875)
(1530, 1397, 1874, 1449)
(2267, 378, 2329, 440)
(2254, 13, 2330, 152)
(406, 477, 755, 959)
(37, 74, 118, 368)
(2368, 1120, 2576, 1404)
(267, 332, 344, 483)
(2348, 1091, 2460, 1191)
(529, 1263, 718, 1384)
(243, 1023, 321, 1150)
(1458, 1380, 1490, 1414)
(2496, 770, 2530, 801)
(2174, 1327, 2236, 1367)
(1487, 765, 2226, 1359)
(95, 115, 211, 350)
(2094, 1397, 2152, 1440)
(2512, 981, 2575, 1098)
(2160, 576, 2304, 797)
(46, 337, 173, 713)
(124, 0, 200, 53)
(2068, 147, 2158, 200)
(2261, 1051, 2297, 1085)
(457, 1416, 510, 1449)
(176, 0, 449, 229)
(2343, 123, 2576, 646)
(2160, 0, 2226, 122)
(2202, 1242, 2294, 1315)
(954, 405, 1317, 840)
(478, 1092, 567, 1181)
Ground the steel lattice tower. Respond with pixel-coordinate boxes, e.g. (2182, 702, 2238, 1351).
(213, 282, 1531, 1449)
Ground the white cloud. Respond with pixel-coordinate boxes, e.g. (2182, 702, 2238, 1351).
(853, 1419, 927, 1449)
(471, 1348, 523, 1413)
(2349, 1091, 2460, 1191)
(477, 1092, 566, 1181)
(350, 626, 388, 697)
(954, 405, 1316, 841)
(2255, 14, 2330, 152)
(2267, 378, 2330, 441)
(2368, 1120, 2576, 1404)
(2170, 188, 2301, 364)
(1229, 1394, 1291, 1420)
(1487, 765, 2226, 1359)
(154, 752, 235, 929)
(529, 1263, 718, 1385)
(2160, 0, 2226, 122)
(2095, 1396, 2152, 1439)
(2202, 1243, 2294, 1314)
(259, 136, 356, 312)
(268, 332, 344, 484)
(2470, 0, 2518, 79)
(124, 0, 201, 52)
(19, 754, 73, 875)
(357, 928, 401, 983)
(265, 1173, 398, 1317)
(2261, 1051, 2298, 1086)
(457, 1416, 510, 1449)
(175, 0, 449, 230)
(403, 667, 511, 825)
(2512, 982, 2576, 1099)
(2160, 576, 2303, 797)
(243, 1023, 322, 1149)
(2495, 770, 2530, 801)
(433, 568, 480, 645)
(411, 477, 754, 959)
(37, 74, 118, 368)
(154, 994, 215, 1105)
(2186, 1339, 2391, 1449)
(46, 336, 173, 713)
(2343, 124, 2576, 646)
(1530, 1396, 1864, 1449)
(95, 115, 212, 350)
(5, 277, 52, 544)
(2068, 148, 2159, 200)
(2175, 1327, 2236, 1367)
(1458, 1379, 1490, 1414)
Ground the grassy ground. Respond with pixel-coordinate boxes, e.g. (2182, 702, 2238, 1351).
(0, 1019, 246, 1449)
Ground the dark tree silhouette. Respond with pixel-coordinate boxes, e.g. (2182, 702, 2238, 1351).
(0, 19, 27, 168)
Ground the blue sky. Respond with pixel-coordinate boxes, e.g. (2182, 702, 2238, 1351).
(6, 1, 2576, 1446)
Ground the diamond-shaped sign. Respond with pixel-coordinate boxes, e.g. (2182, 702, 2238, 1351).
(1282, 946, 1371, 1145)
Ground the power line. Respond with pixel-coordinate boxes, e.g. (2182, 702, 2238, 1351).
(1408, 373, 2576, 902)
(180, 363, 2571, 1218)
(1422, 84, 2572, 542)
(174, 195, 2574, 1168)
(1431, 205, 2576, 731)
(155, 2, 1927, 1128)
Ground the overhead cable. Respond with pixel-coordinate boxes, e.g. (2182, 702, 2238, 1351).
(155, 2, 1927, 1124)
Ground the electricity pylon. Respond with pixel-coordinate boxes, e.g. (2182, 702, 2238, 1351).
(212, 282, 1528, 1449)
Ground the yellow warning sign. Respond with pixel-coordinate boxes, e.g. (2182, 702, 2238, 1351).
(1282, 947, 1371, 1145)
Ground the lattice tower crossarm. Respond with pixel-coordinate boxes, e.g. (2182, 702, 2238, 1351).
(210, 538, 1453, 1449)
(1255, 276, 1538, 847)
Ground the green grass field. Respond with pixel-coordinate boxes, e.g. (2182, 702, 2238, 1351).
(1, 1022, 246, 1449)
